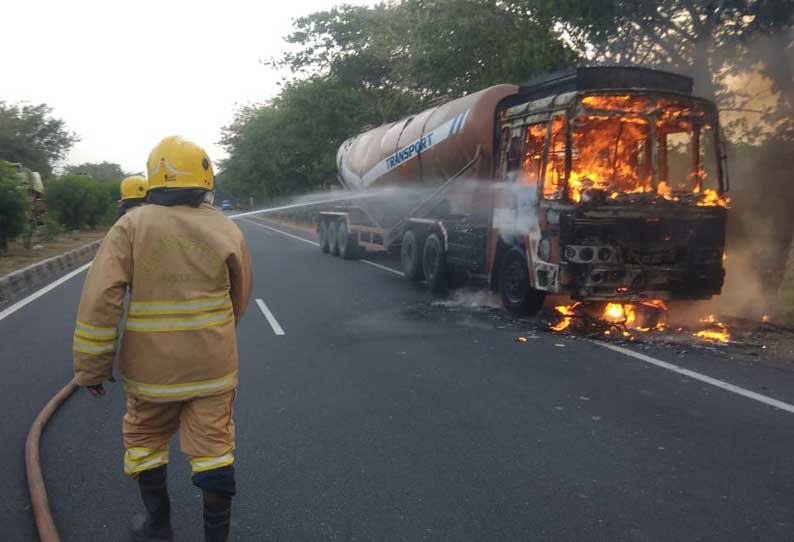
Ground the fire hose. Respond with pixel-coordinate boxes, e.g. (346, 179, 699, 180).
(25, 379, 78, 542)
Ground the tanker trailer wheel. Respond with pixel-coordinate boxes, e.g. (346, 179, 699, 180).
(422, 232, 447, 292)
(401, 230, 424, 281)
(338, 222, 358, 260)
(498, 248, 545, 316)
(328, 220, 340, 256)
(319, 220, 330, 253)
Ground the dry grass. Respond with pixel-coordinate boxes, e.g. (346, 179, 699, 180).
(0, 230, 106, 277)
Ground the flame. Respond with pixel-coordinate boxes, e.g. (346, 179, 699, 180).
(537, 95, 728, 206)
(548, 302, 731, 344)
(550, 318, 572, 332)
(762, 314, 770, 323)
(694, 329, 731, 343)
(602, 303, 636, 326)
(694, 314, 731, 343)
(549, 303, 580, 331)
(696, 188, 730, 207)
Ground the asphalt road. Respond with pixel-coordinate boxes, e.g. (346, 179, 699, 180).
(2, 217, 794, 541)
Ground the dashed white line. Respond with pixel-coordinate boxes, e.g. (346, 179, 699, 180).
(0, 262, 91, 322)
(597, 342, 794, 415)
(241, 219, 405, 277)
(255, 299, 285, 336)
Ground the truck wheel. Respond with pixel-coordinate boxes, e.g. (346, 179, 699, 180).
(401, 230, 424, 281)
(328, 220, 340, 256)
(498, 248, 545, 316)
(338, 222, 358, 260)
(319, 221, 330, 253)
(423, 233, 447, 292)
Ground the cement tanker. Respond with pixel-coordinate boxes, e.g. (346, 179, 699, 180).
(319, 67, 730, 316)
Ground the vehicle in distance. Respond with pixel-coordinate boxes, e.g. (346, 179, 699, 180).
(318, 66, 729, 316)
(221, 199, 234, 211)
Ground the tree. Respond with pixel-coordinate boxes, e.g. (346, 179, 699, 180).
(45, 174, 113, 230)
(64, 161, 127, 183)
(0, 102, 79, 177)
(0, 160, 29, 252)
(224, 0, 578, 201)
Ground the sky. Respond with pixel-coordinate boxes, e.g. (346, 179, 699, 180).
(2, 0, 373, 174)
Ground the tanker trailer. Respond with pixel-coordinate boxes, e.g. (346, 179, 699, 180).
(318, 66, 730, 316)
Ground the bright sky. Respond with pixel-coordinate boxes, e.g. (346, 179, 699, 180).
(2, 0, 372, 174)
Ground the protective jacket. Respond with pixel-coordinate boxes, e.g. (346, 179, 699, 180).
(73, 203, 252, 402)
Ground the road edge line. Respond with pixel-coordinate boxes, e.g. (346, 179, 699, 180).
(26, 379, 78, 542)
(241, 219, 405, 277)
(0, 262, 91, 323)
(360, 259, 405, 277)
(596, 342, 794, 415)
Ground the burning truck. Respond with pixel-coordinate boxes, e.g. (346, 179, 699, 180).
(319, 67, 730, 316)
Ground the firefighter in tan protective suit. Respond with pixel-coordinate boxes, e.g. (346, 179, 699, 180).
(118, 175, 148, 216)
(72, 136, 253, 542)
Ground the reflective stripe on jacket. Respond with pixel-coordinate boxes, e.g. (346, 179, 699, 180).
(73, 203, 253, 401)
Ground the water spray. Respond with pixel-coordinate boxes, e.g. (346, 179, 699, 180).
(228, 195, 354, 220)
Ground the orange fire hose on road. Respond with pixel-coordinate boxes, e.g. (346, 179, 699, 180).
(25, 379, 78, 542)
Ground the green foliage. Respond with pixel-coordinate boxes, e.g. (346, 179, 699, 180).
(0, 160, 30, 252)
(63, 161, 127, 183)
(41, 214, 61, 242)
(516, 0, 794, 138)
(45, 174, 114, 231)
(222, 0, 578, 202)
(0, 102, 79, 178)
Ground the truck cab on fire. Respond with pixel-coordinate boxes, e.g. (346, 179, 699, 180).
(320, 67, 729, 316)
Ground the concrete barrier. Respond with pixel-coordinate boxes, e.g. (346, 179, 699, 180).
(0, 240, 102, 306)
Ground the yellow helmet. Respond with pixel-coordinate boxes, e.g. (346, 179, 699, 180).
(146, 135, 214, 191)
(119, 175, 148, 201)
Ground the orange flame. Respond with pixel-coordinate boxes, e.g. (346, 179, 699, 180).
(694, 314, 731, 343)
(535, 95, 728, 206)
(549, 303, 580, 331)
(694, 329, 731, 343)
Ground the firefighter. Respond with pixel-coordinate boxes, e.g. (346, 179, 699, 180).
(72, 135, 253, 542)
(118, 175, 148, 216)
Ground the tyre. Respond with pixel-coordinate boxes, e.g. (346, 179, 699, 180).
(422, 232, 447, 292)
(338, 222, 358, 260)
(319, 220, 330, 253)
(328, 220, 340, 256)
(498, 248, 545, 316)
(401, 229, 424, 281)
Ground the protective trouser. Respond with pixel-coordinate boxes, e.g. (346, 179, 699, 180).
(122, 389, 237, 495)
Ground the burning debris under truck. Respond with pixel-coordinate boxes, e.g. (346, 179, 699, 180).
(318, 67, 731, 320)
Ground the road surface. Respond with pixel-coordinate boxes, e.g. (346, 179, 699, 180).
(1, 217, 793, 541)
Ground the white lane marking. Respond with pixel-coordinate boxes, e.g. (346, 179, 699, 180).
(255, 298, 285, 336)
(361, 259, 405, 277)
(0, 262, 91, 323)
(597, 342, 794, 415)
(242, 219, 405, 277)
(241, 219, 319, 247)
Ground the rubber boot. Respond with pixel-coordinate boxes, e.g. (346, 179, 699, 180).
(203, 490, 232, 542)
(131, 465, 173, 542)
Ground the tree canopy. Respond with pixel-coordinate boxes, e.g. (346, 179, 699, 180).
(221, 0, 578, 202)
(0, 102, 79, 178)
(63, 161, 127, 183)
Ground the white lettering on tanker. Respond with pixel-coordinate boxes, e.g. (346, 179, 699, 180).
(361, 109, 471, 187)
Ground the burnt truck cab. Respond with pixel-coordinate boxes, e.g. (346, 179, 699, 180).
(492, 67, 728, 311)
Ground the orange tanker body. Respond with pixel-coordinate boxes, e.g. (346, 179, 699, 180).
(319, 67, 729, 315)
